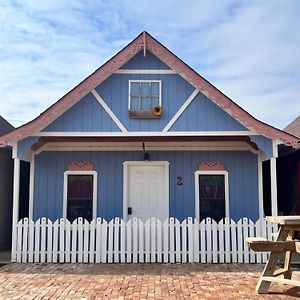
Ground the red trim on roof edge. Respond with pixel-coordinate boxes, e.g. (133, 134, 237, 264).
(0, 32, 298, 147)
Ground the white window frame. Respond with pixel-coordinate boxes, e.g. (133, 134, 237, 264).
(128, 80, 162, 110)
(195, 170, 229, 221)
(63, 170, 98, 220)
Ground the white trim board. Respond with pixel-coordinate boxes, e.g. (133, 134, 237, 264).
(122, 161, 169, 222)
(257, 152, 264, 220)
(11, 157, 20, 262)
(91, 89, 127, 132)
(114, 69, 177, 74)
(34, 141, 258, 154)
(63, 170, 98, 221)
(194, 170, 229, 221)
(28, 154, 35, 220)
(163, 89, 199, 132)
(34, 131, 258, 137)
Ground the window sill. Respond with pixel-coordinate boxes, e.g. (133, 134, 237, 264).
(129, 110, 161, 119)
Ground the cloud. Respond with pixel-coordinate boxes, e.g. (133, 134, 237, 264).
(0, 0, 299, 129)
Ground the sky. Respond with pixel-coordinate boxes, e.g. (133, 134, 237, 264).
(0, 0, 299, 129)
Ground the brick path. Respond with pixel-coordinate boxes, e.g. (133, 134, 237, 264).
(0, 263, 299, 299)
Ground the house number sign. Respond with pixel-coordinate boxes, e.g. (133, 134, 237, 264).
(176, 176, 183, 186)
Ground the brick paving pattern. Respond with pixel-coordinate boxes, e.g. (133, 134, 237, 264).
(0, 263, 299, 299)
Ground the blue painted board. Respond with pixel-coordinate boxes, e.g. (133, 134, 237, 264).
(170, 92, 247, 131)
(43, 93, 121, 132)
(42, 51, 250, 133)
(33, 150, 259, 222)
(121, 50, 171, 70)
(18, 137, 39, 159)
(250, 136, 273, 158)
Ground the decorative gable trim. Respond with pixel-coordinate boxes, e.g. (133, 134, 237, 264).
(197, 161, 225, 171)
(0, 32, 298, 147)
(68, 160, 94, 171)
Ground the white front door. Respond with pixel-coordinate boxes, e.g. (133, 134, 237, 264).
(124, 162, 169, 221)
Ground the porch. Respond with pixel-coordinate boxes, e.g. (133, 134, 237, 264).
(10, 136, 280, 264)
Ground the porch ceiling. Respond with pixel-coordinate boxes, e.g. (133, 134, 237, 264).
(31, 136, 259, 152)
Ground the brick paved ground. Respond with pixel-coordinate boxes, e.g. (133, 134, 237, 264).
(0, 263, 299, 299)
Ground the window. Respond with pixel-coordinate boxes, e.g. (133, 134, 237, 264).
(128, 80, 161, 111)
(63, 171, 97, 222)
(195, 171, 229, 222)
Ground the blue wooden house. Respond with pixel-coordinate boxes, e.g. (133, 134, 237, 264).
(0, 32, 299, 263)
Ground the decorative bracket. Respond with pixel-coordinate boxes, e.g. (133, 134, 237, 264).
(197, 161, 224, 171)
(68, 160, 94, 171)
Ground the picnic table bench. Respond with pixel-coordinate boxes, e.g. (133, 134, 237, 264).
(246, 216, 300, 294)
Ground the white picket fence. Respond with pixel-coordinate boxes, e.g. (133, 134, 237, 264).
(12, 217, 277, 264)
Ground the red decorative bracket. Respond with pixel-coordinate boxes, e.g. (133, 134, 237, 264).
(68, 161, 94, 171)
(197, 161, 224, 171)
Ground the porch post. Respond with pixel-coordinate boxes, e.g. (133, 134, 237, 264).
(257, 152, 264, 220)
(270, 141, 278, 216)
(28, 154, 35, 220)
(11, 151, 20, 262)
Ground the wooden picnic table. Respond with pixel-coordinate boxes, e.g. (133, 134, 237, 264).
(247, 215, 300, 294)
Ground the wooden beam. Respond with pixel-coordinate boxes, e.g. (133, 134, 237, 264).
(247, 240, 296, 252)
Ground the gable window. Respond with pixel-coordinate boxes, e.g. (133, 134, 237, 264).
(128, 80, 162, 117)
(63, 171, 97, 222)
(195, 171, 229, 222)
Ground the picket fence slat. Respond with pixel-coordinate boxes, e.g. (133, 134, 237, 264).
(199, 221, 205, 263)
(83, 220, 89, 263)
(126, 219, 132, 263)
(157, 220, 162, 263)
(101, 220, 107, 263)
(71, 219, 77, 263)
(132, 218, 138, 263)
(114, 218, 120, 263)
(22, 218, 28, 263)
(187, 218, 193, 263)
(65, 219, 71, 263)
(95, 218, 101, 263)
(218, 220, 224, 263)
(29, 219, 35, 263)
(34, 219, 40, 263)
(108, 220, 114, 263)
(13, 217, 274, 264)
(46, 219, 52, 263)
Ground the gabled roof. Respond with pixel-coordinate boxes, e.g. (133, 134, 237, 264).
(284, 115, 300, 138)
(0, 116, 14, 136)
(0, 32, 298, 147)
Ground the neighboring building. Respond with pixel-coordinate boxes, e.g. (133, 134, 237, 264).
(277, 116, 300, 215)
(0, 32, 299, 263)
(0, 116, 14, 251)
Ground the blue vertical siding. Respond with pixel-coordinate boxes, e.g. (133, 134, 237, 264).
(170, 92, 248, 131)
(41, 52, 250, 133)
(43, 93, 121, 132)
(121, 50, 171, 70)
(250, 136, 273, 158)
(33, 150, 259, 222)
(96, 74, 195, 131)
(18, 137, 39, 159)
